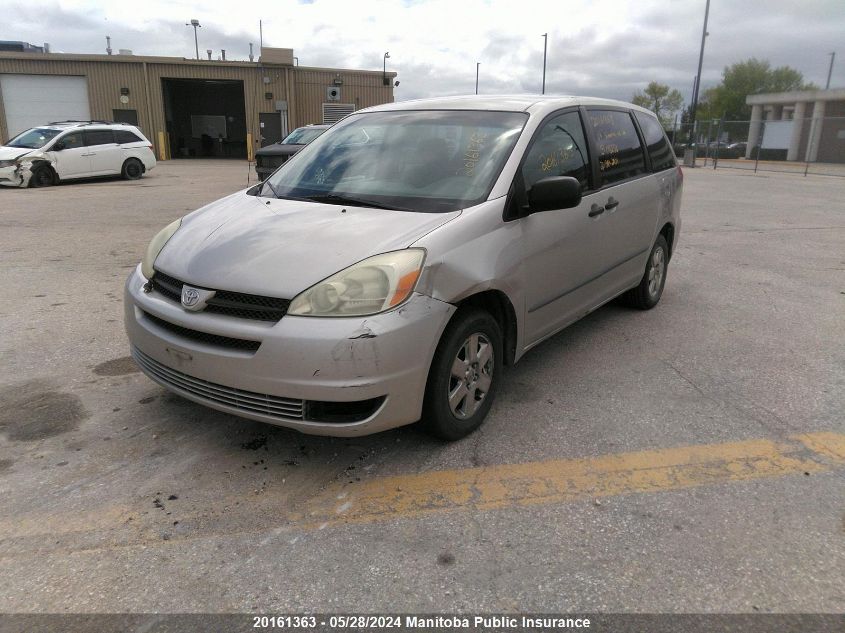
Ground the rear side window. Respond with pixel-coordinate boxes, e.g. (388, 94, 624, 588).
(521, 111, 591, 191)
(115, 130, 143, 144)
(84, 129, 115, 146)
(635, 111, 676, 172)
(587, 110, 646, 186)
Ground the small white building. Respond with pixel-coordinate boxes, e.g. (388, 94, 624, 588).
(745, 88, 845, 163)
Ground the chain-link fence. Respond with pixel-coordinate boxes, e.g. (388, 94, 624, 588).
(668, 116, 845, 177)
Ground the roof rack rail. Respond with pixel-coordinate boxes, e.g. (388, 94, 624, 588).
(47, 120, 115, 125)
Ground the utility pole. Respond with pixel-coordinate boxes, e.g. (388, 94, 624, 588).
(541, 33, 548, 94)
(476, 62, 480, 94)
(259, 20, 263, 55)
(826, 52, 836, 89)
(186, 19, 201, 60)
(689, 0, 710, 138)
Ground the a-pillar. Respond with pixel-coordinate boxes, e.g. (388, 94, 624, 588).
(805, 100, 826, 163)
(746, 104, 763, 158)
(786, 101, 806, 162)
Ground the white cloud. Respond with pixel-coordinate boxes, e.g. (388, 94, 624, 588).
(5, 0, 845, 102)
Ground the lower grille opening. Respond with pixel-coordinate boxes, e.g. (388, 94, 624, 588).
(305, 397, 386, 423)
(132, 347, 303, 421)
(142, 311, 261, 352)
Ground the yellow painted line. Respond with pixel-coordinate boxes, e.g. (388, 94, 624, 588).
(1, 433, 843, 548)
(299, 432, 845, 528)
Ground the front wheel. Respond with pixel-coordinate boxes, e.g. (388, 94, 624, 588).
(28, 165, 55, 187)
(622, 234, 669, 310)
(422, 309, 502, 441)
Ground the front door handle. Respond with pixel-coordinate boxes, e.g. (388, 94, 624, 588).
(588, 203, 605, 218)
(604, 196, 619, 210)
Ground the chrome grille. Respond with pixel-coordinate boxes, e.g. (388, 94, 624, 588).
(151, 271, 290, 322)
(132, 347, 304, 421)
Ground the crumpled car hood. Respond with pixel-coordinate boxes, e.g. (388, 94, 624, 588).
(153, 190, 461, 298)
(0, 146, 35, 161)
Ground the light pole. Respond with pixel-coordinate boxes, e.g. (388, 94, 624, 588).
(689, 0, 710, 141)
(186, 19, 201, 60)
(383, 51, 390, 86)
(476, 62, 480, 94)
(541, 33, 548, 94)
(826, 52, 836, 89)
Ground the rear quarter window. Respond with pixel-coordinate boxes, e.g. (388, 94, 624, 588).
(115, 130, 143, 144)
(634, 111, 676, 172)
(587, 110, 646, 186)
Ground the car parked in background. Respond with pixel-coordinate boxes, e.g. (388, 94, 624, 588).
(126, 96, 682, 440)
(0, 121, 156, 188)
(254, 124, 329, 181)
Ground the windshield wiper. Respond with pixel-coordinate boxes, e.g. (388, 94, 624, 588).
(260, 181, 311, 202)
(304, 193, 413, 211)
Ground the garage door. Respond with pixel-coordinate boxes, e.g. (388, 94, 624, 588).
(0, 74, 90, 137)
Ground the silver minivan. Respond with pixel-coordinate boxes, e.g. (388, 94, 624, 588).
(125, 96, 682, 440)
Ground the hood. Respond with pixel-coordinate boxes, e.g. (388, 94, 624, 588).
(153, 190, 461, 298)
(0, 146, 35, 161)
(254, 144, 303, 157)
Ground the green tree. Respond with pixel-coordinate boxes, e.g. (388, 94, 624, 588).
(632, 81, 684, 127)
(698, 58, 817, 121)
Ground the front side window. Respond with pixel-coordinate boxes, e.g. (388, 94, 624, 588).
(587, 110, 646, 186)
(521, 110, 590, 191)
(84, 129, 115, 146)
(6, 128, 62, 149)
(59, 132, 84, 150)
(634, 111, 676, 172)
(264, 110, 527, 213)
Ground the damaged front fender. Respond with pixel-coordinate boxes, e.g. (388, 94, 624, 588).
(0, 151, 51, 188)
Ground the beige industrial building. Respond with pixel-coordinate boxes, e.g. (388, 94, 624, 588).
(745, 88, 845, 163)
(0, 47, 396, 160)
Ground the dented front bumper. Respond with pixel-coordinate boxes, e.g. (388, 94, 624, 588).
(124, 265, 456, 436)
(0, 163, 29, 187)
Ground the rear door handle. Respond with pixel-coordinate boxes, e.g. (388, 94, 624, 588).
(588, 203, 605, 218)
(604, 197, 619, 210)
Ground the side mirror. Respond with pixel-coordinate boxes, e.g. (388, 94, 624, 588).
(528, 176, 582, 213)
(53, 142, 66, 151)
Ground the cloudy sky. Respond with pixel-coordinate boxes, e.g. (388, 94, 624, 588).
(5, 0, 845, 103)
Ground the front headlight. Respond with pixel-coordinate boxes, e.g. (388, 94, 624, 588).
(288, 249, 425, 317)
(141, 218, 182, 279)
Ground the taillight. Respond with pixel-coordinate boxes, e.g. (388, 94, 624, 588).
(677, 165, 683, 182)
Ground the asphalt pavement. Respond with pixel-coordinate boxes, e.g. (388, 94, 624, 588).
(0, 161, 843, 613)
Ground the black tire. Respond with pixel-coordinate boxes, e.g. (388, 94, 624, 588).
(28, 164, 55, 188)
(122, 158, 144, 180)
(622, 234, 669, 310)
(422, 308, 503, 441)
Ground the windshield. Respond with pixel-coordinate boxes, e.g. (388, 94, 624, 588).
(263, 110, 527, 213)
(282, 127, 327, 145)
(6, 128, 63, 149)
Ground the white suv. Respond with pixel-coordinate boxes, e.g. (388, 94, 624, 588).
(0, 121, 156, 188)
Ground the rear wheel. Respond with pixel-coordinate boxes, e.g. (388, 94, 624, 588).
(422, 309, 502, 441)
(28, 165, 55, 188)
(122, 158, 143, 180)
(622, 234, 669, 309)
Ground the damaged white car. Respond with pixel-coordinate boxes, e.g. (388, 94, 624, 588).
(0, 121, 156, 188)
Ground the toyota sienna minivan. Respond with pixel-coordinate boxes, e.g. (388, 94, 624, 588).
(125, 95, 682, 440)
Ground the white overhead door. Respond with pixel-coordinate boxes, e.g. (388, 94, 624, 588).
(0, 74, 90, 137)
